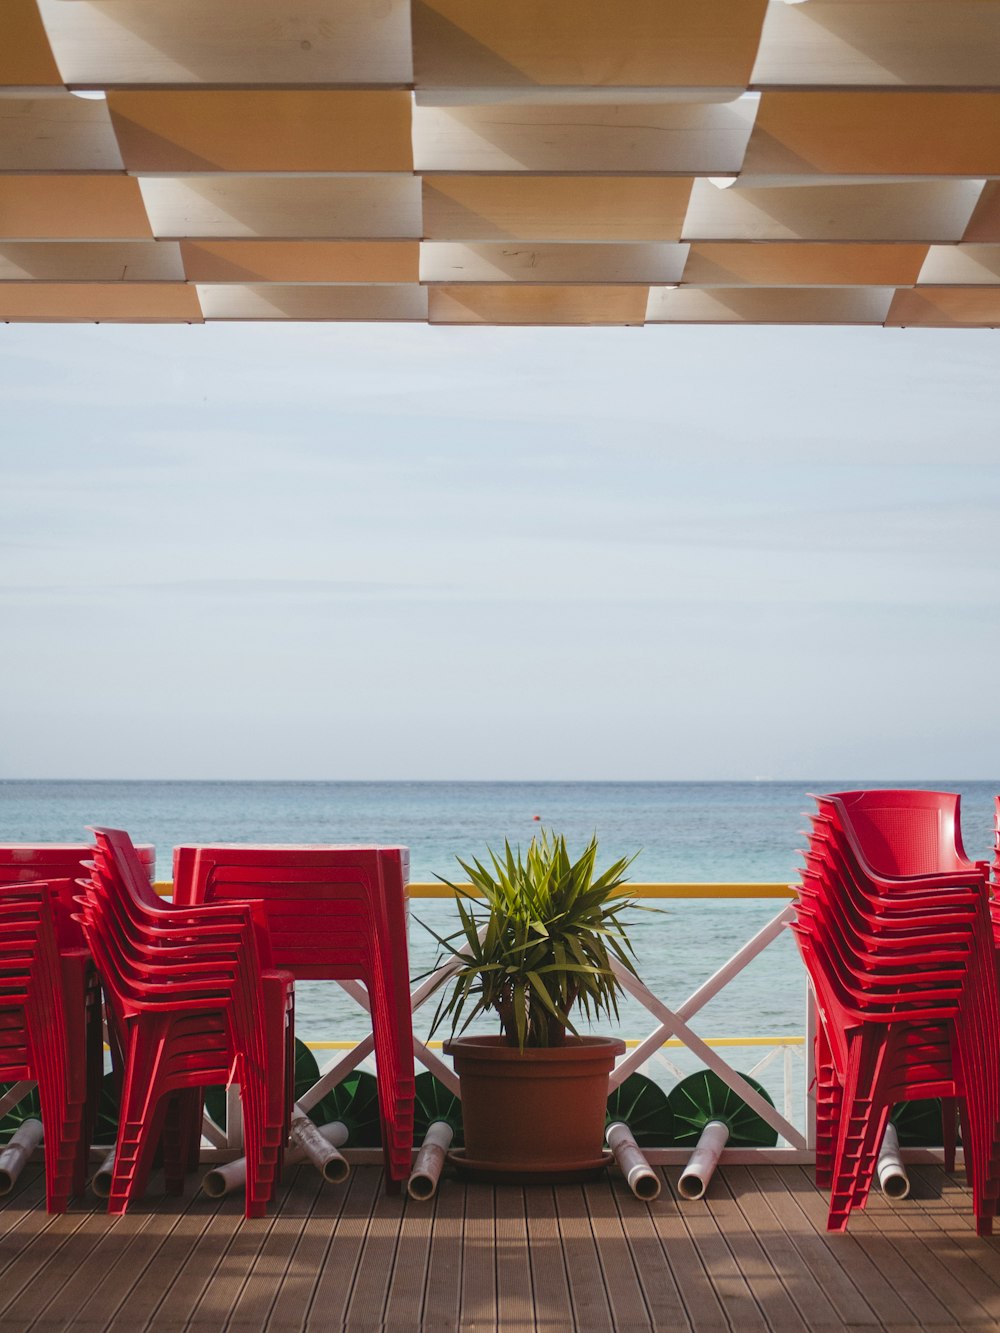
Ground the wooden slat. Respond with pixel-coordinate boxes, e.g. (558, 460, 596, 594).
(0, 241, 184, 282)
(586, 1177, 655, 1330)
(885, 287, 1000, 327)
(0, 175, 153, 240)
(682, 242, 927, 288)
(423, 175, 693, 243)
(962, 182, 1000, 243)
(180, 239, 418, 284)
(645, 286, 894, 325)
(752, 2, 1000, 91)
(0, 95, 123, 172)
(305, 1167, 382, 1328)
(918, 244, 1000, 286)
(413, 0, 768, 93)
(0, 280, 201, 320)
(743, 92, 1000, 180)
(420, 241, 688, 285)
(108, 90, 413, 173)
(196, 283, 427, 321)
(0, 0, 61, 88)
(429, 283, 648, 324)
(419, 1171, 464, 1329)
(524, 1187, 575, 1331)
(36, 0, 413, 88)
(681, 178, 985, 243)
(608, 1172, 692, 1331)
(138, 175, 422, 240)
(412, 100, 758, 175)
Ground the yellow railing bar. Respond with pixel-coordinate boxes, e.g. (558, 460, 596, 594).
(154, 880, 794, 899)
(304, 1036, 805, 1051)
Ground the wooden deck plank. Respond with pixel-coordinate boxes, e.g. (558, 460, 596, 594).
(585, 1177, 653, 1331)
(750, 1165, 880, 1327)
(303, 1167, 381, 1330)
(4, 1164, 1000, 1331)
(382, 1190, 435, 1331)
(225, 1165, 325, 1329)
(459, 1181, 497, 1331)
(608, 1172, 692, 1331)
(774, 1168, 923, 1329)
(553, 1183, 615, 1332)
(265, 1164, 356, 1331)
(723, 1166, 841, 1328)
(495, 1186, 534, 1331)
(343, 1182, 407, 1329)
(663, 1172, 769, 1331)
(525, 1187, 574, 1333)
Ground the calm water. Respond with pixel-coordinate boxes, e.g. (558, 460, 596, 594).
(2, 779, 995, 1067)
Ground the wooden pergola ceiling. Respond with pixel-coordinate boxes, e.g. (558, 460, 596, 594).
(2, 0, 1000, 326)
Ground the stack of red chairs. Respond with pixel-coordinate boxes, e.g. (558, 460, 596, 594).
(0, 877, 102, 1211)
(173, 844, 414, 1191)
(78, 828, 295, 1217)
(793, 789, 1000, 1235)
(0, 844, 155, 951)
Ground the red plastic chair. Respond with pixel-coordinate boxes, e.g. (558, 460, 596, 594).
(794, 790, 1000, 1234)
(0, 878, 102, 1212)
(173, 844, 415, 1190)
(78, 829, 294, 1217)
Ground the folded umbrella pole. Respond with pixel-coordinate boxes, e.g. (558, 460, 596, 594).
(408, 1120, 454, 1201)
(0, 1119, 44, 1195)
(877, 1122, 910, 1200)
(606, 1121, 661, 1200)
(203, 1114, 349, 1198)
(678, 1120, 730, 1200)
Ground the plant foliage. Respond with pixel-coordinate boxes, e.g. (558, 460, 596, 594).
(424, 830, 643, 1051)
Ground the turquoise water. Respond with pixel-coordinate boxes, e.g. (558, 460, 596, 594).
(2, 780, 995, 1077)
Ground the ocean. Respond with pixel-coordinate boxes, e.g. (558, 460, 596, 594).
(3, 779, 995, 1122)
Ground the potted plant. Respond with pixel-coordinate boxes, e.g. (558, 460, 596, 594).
(425, 829, 643, 1183)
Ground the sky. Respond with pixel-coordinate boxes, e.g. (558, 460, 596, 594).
(2, 319, 998, 781)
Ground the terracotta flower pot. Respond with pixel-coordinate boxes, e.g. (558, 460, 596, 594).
(443, 1034, 626, 1183)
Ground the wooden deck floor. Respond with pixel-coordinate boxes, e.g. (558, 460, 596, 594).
(1, 1161, 999, 1331)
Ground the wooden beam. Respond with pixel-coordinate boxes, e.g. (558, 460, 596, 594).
(0, 0, 61, 88)
(0, 95, 123, 172)
(180, 240, 417, 283)
(412, 100, 757, 174)
(0, 241, 183, 281)
(963, 182, 1000, 242)
(682, 242, 927, 288)
(108, 91, 413, 173)
(422, 175, 692, 242)
(752, 2, 1000, 90)
(0, 176, 153, 239)
(646, 285, 894, 324)
(413, 0, 768, 93)
(917, 245, 1000, 286)
(138, 176, 422, 240)
(0, 281, 202, 320)
(196, 283, 427, 320)
(886, 286, 1000, 327)
(420, 241, 687, 285)
(36, 0, 413, 88)
(742, 92, 1000, 179)
(681, 178, 985, 243)
(428, 284, 648, 324)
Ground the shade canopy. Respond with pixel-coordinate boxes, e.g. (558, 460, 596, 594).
(2, 0, 999, 326)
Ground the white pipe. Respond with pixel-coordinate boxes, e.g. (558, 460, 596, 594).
(202, 1118, 349, 1198)
(678, 1120, 730, 1200)
(606, 1121, 661, 1201)
(407, 1121, 454, 1201)
(90, 1146, 117, 1198)
(877, 1122, 910, 1200)
(0, 1119, 44, 1194)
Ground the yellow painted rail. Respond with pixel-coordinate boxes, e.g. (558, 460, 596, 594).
(154, 880, 794, 899)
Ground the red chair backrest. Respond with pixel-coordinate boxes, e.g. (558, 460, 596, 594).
(819, 790, 972, 878)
